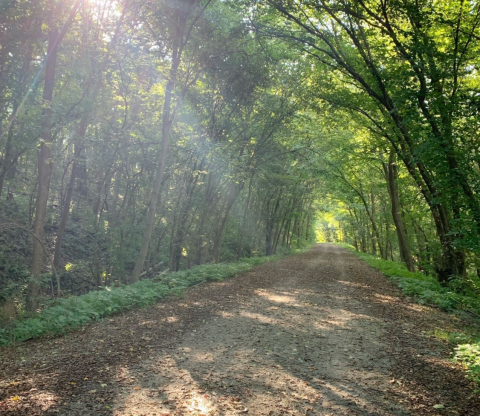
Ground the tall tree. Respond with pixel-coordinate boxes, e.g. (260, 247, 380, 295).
(131, 0, 213, 283)
(27, 1, 82, 310)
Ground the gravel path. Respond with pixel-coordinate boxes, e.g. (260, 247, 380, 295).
(1, 245, 479, 415)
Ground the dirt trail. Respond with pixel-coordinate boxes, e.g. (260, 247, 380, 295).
(1, 245, 479, 415)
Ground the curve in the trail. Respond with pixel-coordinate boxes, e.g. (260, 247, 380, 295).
(1, 245, 478, 415)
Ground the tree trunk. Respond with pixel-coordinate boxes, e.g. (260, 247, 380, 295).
(0, 39, 35, 197)
(236, 176, 253, 260)
(212, 183, 243, 263)
(305, 214, 311, 241)
(274, 205, 289, 253)
(26, 0, 82, 311)
(131, 9, 188, 283)
(53, 117, 88, 268)
(265, 197, 280, 256)
(370, 192, 377, 255)
(340, 174, 385, 258)
(383, 153, 415, 272)
(26, 28, 60, 311)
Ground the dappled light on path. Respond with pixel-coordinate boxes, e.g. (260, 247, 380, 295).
(255, 291, 298, 305)
(1, 245, 479, 415)
(110, 245, 408, 416)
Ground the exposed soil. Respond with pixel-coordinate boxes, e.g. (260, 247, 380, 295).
(1, 244, 479, 415)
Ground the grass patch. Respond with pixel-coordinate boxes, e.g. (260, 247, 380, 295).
(0, 248, 308, 346)
(340, 243, 480, 386)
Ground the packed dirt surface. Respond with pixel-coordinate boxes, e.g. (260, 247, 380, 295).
(1, 245, 479, 416)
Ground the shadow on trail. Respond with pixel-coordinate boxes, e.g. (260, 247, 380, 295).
(111, 246, 476, 416)
(1, 246, 479, 415)
(122, 303, 394, 415)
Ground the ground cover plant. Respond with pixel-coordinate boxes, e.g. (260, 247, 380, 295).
(0, 249, 308, 346)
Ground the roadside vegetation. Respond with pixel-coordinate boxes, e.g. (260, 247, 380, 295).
(0, 248, 308, 346)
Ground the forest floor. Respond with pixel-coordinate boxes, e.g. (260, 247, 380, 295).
(1, 244, 480, 416)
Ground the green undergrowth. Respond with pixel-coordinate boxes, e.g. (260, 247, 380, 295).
(434, 329, 480, 387)
(0, 249, 308, 346)
(340, 243, 480, 387)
